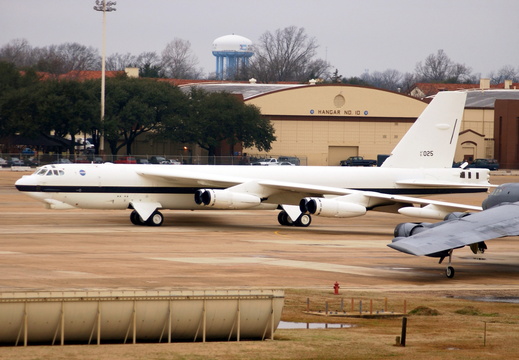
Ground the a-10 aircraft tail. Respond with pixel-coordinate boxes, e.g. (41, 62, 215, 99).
(381, 91, 467, 169)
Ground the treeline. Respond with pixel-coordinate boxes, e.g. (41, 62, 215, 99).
(0, 62, 275, 156)
(3, 26, 516, 88)
(2, 31, 518, 91)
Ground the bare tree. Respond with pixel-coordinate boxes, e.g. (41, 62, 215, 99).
(0, 38, 34, 67)
(106, 52, 137, 71)
(23, 42, 100, 74)
(361, 69, 403, 91)
(415, 49, 473, 83)
(489, 65, 519, 84)
(161, 38, 201, 79)
(135, 51, 163, 78)
(247, 26, 330, 83)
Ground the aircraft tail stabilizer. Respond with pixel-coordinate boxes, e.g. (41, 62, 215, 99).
(381, 91, 467, 168)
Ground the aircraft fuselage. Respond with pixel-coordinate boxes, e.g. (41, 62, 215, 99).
(16, 163, 489, 212)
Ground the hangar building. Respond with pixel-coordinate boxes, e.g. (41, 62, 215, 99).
(182, 83, 428, 165)
(181, 81, 519, 167)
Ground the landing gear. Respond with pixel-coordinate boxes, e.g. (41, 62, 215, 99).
(130, 210, 146, 226)
(277, 211, 311, 227)
(446, 266, 455, 278)
(146, 210, 164, 226)
(130, 210, 164, 226)
(441, 249, 455, 278)
(277, 211, 292, 226)
(295, 213, 312, 227)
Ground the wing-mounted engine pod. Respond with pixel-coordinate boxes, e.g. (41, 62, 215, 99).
(393, 222, 433, 238)
(194, 189, 211, 205)
(299, 197, 366, 218)
(194, 189, 261, 209)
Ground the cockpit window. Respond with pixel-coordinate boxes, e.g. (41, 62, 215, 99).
(36, 167, 65, 176)
(491, 187, 502, 195)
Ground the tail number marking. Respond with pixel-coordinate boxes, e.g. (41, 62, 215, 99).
(420, 151, 434, 157)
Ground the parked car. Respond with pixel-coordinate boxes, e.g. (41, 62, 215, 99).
(21, 148, 35, 155)
(340, 156, 377, 167)
(149, 156, 167, 164)
(454, 158, 499, 171)
(160, 159, 182, 165)
(278, 156, 300, 166)
(0, 157, 8, 167)
(52, 158, 73, 164)
(114, 156, 137, 164)
(8, 157, 26, 166)
(75, 139, 95, 151)
(25, 157, 40, 167)
(76, 156, 103, 164)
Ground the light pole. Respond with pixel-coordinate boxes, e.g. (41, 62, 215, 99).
(93, 0, 116, 155)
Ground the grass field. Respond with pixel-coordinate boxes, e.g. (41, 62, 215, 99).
(1, 288, 518, 360)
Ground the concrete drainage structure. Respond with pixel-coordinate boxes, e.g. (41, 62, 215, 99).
(0, 289, 284, 346)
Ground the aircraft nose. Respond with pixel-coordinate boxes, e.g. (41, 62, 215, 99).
(15, 174, 36, 190)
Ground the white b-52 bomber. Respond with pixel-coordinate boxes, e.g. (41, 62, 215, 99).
(16, 92, 491, 227)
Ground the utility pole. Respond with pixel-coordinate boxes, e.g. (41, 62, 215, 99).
(93, 0, 116, 156)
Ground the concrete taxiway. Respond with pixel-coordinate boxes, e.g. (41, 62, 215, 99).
(1, 170, 519, 293)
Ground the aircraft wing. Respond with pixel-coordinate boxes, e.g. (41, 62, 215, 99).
(137, 167, 481, 216)
(388, 202, 519, 256)
(396, 179, 497, 188)
(259, 179, 481, 210)
(136, 167, 245, 187)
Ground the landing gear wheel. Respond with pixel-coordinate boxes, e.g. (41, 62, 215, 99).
(295, 214, 312, 227)
(130, 210, 146, 226)
(146, 210, 164, 226)
(446, 266, 455, 278)
(277, 211, 294, 226)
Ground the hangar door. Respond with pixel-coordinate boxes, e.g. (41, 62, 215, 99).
(328, 146, 358, 166)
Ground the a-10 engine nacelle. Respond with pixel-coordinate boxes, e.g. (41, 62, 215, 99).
(393, 212, 470, 238)
(393, 222, 433, 238)
(194, 189, 261, 209)
(299, 197, 367, 218)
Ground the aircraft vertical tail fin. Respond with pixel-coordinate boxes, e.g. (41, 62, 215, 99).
(381, 91, 467, 168)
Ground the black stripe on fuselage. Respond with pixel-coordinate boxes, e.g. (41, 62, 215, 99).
(15, 185, 487, 195)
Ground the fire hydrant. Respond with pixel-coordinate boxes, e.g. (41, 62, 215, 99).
(333, 281, 340, 295)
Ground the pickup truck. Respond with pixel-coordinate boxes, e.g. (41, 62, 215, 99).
(251, 158, 280, 166)
(251, 158, 296, 166)
(340, 156, 377, 167)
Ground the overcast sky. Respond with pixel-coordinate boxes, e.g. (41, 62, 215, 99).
(1, 0, 517, 78)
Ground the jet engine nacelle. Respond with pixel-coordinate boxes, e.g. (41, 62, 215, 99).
(393, 222, 433, 238)
(194, 189, 261, 209)
(299, 197, 367, 218)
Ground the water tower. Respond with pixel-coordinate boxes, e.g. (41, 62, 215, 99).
(212, 34, 253, 80)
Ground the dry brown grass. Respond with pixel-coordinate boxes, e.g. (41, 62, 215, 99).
(1, 289, 518, 360)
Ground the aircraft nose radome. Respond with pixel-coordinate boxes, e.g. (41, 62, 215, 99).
(15, 175, 36, 190)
